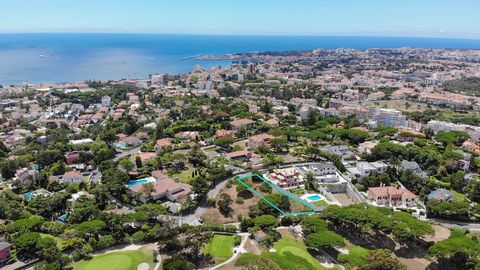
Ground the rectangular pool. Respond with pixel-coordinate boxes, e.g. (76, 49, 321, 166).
(307, 195, 322, 201)
(126, 177, 156, 187)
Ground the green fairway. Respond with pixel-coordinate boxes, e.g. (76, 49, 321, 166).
(236, 235, 341, 270)
(73, 249, 154, 270)
(274, 235, 326, 269)
(337, 245, 370, 267)
(204, 234, 235, 261)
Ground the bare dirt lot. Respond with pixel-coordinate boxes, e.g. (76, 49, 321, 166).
(333, 193, 357, 206)
(423, 224, 451, 243)
(397, 257, 431, 270)
(244, 238, 262, 255)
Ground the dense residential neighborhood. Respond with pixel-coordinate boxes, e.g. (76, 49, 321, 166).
(0, 47, 479, 270)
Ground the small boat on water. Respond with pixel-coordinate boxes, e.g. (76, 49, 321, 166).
(39, 54, 45, 58)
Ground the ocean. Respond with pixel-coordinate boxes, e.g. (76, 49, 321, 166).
(1, 33, 480, 85)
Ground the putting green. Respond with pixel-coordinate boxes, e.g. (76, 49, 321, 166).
(204, 234, 235, 260)
(73, 249, 154, 270)
(275, 237, 324, 269)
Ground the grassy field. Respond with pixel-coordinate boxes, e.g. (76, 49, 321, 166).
(39, 233, 65, 250)
(73, 249, 154, 270)
(204, 234, 235, 262)
(172, 168, 194, 184)
(450, 189, 466, 201)
(313, 200, 329, 207)
(287, 187, 305, 196)
(274, 235, 327, 269)
(337, 245, 370, 267)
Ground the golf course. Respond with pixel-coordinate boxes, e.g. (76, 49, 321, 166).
(73, 248, 155, 270)
(204, 234, 236, 262)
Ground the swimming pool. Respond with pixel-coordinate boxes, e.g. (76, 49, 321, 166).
(24, 192, 33, 200)
(115, 143, 127, 150)
(307, 195, 322, 201)
(58, 213, 68, 222)
(126, 177, 156, 187)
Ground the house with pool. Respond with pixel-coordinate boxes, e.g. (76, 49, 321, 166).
(127, 170, 192, 203)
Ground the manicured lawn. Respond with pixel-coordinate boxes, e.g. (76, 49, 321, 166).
(172, 168, 194, 183)
(313, 200, 329, 207)
(73, 249, 154, 270)
(450, 189, 466, 201)
(337, 245, 370, 267)
(204, 234, 235, 261)
(288, 187, 305, 196)
(39, 233, 65, 250)
(274, 235, 326, 269)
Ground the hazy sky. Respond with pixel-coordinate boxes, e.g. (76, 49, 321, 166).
(2, 0, 480, 38)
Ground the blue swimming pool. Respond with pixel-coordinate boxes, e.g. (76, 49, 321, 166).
(58, 213, 68, 222)
(24, 192, 33, 200)
(126, 177, 156, 187)
(127, 179, 149, 187)
(115, 143, 127, 150)
(307, 195, 322, 201)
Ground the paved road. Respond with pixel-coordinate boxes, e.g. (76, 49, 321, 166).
(433, 219, 480, 231)
(208, 233, 250, 270)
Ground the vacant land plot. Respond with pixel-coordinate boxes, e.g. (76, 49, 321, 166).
(73, 249, 154, 270)
(202, 183, 262, 224)
(333, 193, 357, 206)
(204, 234, 235, 262)
(361, 100, 437, 112)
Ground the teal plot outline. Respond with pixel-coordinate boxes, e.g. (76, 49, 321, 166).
(235, 173, 317, 216)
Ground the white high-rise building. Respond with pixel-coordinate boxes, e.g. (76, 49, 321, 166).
(194, 64, 202, 73)
(375, 108, 406, 128)
(238, 73, 245, 83)
(101, 96, 111, 107)
(150, 73, 165, 84)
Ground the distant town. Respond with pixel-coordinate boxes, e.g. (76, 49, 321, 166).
(0, 47, 479, 270)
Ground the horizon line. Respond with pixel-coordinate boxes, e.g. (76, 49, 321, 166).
(1, 31, 480, 41)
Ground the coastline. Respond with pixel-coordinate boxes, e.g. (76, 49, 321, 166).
(1, 34, 480, 85)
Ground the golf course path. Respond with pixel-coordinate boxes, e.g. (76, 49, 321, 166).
(153, 254, 162, 270)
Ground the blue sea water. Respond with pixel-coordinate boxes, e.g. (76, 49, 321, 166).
(1, 33, 480, 85)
